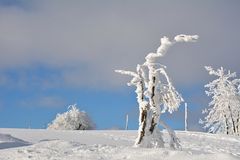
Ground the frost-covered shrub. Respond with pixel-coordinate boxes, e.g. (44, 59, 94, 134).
(47, 104, 96, 130)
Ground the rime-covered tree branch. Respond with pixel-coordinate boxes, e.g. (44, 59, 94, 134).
(116, 34, 198, 148)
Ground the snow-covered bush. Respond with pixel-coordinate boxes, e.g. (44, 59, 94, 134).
(47, 104, 96, 130)
(201, 66, 240, 135)
(116, 34, 198, 148)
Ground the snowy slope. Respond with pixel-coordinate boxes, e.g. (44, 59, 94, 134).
(0, 128, 239, 160)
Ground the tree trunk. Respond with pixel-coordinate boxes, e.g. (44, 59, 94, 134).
(135, 104, 149, 145)
(237, 112, 240, 136)
(149, 76, 158, 134)
(135, 75, 151, 146)
(224, 114, 229, 135)
(228, 105, 236, 134)
(147, 75, 163, 148)
(77, 123, 82, 130)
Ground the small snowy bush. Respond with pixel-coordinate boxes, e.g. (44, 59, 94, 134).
(47, 104, 96, 130)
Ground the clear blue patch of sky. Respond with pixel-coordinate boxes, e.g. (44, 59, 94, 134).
(0, 87, 138, 129)
(0, 65, 137, 129)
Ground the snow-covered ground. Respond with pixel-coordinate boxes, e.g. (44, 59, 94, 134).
(0, 128, 239, 160)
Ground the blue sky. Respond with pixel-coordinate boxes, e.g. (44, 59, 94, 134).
(0, 0, 240, 130)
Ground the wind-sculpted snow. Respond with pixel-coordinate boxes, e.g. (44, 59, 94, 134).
(0, 129, 239, 160)
(0, 133, 31, 150)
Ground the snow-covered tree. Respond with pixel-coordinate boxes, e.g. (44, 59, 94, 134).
(47, 104, 96, 130)
(116, 34, 198, 148)
(201, 66, 240, 135)
(236, 85, 240, 136)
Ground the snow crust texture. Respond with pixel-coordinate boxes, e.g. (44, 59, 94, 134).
(0, 129, 239, 160)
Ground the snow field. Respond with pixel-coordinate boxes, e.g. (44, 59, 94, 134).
(0, 129, 239, 160)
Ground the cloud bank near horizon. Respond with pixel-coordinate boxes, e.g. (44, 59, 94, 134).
(0, 0, 240, 90)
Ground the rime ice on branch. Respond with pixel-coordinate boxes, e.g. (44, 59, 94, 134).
(116, 34, 198, 148)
